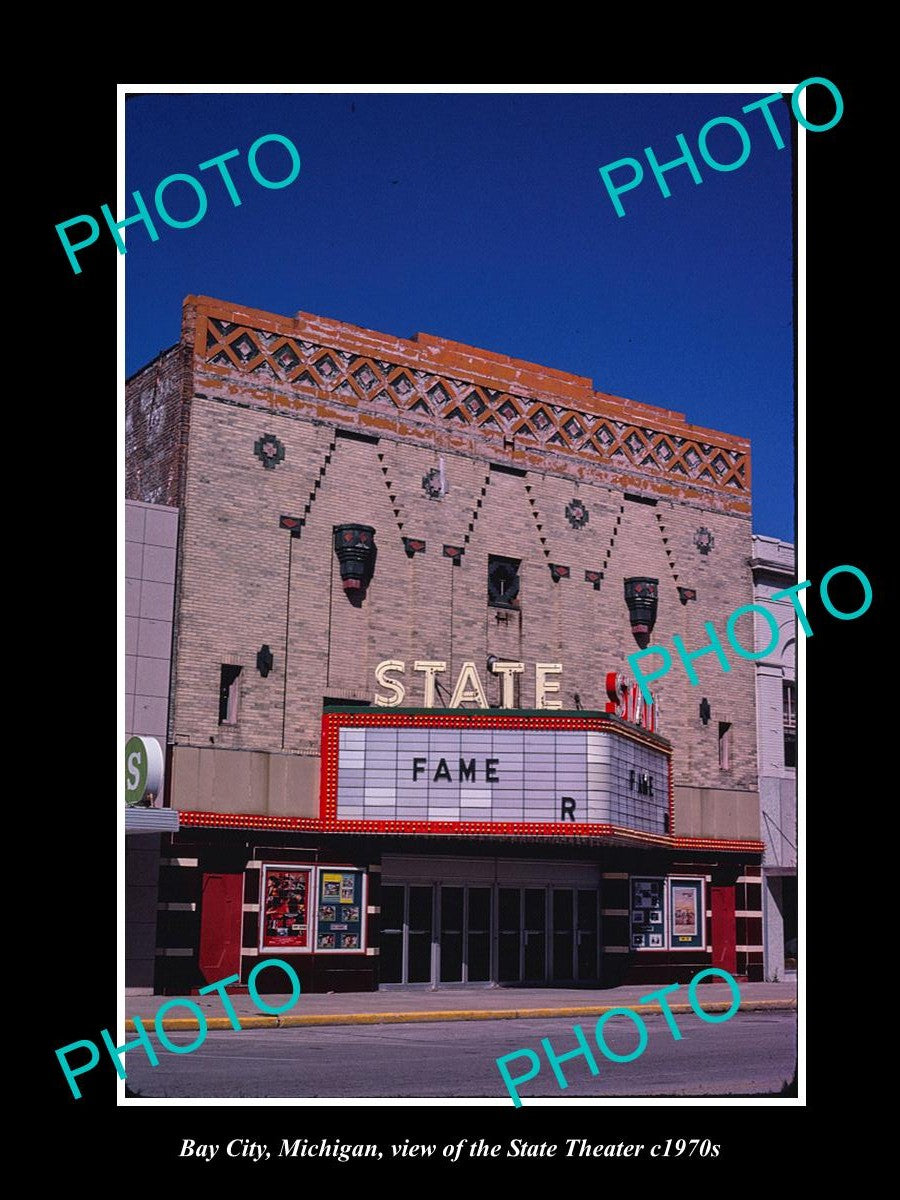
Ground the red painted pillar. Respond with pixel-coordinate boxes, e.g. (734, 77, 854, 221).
(198, 872, 244, 984)
(711, 885, 737, 975)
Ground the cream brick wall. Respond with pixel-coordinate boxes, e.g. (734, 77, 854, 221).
(172, 400, 760, 822)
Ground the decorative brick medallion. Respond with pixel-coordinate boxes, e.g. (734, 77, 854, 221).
(565, 498, 589, 529)
(254, 433, 285, 469)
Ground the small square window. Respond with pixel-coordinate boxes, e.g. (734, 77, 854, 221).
(488, 555, 521, 609)
(219, 664, 242, 725)
(718, 721, 732, 770)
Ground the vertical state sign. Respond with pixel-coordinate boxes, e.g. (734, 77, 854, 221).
(315, 867, 366, 952)
(326, 710, 671, 837)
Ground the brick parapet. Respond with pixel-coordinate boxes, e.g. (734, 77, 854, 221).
(125, 342, 193, 508)
(181, 295, 751, 517)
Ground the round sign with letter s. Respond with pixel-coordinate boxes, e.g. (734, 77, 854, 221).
(125, 735, 164, 807)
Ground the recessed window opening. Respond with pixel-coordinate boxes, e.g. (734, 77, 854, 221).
(219, 664, 242, 725)
(718, 721, 732, 770)
(488, 555, 521, 610)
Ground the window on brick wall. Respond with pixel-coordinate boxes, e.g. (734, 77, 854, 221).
(783, 680, 797, 768)
(718, 722, 732, 770)
(218, 664, 242, 725)
(487, 555, 521, 609)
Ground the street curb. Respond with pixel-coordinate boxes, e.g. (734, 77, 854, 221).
(129, 1015, 279, 1032)
(126, 997, 795, 1033)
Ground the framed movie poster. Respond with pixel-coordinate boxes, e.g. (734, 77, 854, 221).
(259, 864, 313, 952)
(630, 876, 665, 951)
(668, 877, 705, 950)
(314, 866, 367, 953)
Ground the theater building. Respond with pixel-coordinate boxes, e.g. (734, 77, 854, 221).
(125, 294, 765, 994)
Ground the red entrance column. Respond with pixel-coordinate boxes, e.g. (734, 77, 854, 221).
(711, 885, 737, 975)
(198, 872, 243, 984)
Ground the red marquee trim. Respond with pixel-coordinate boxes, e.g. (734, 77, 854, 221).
(175, 808, 763, 853)
(173, 711, 766, 853)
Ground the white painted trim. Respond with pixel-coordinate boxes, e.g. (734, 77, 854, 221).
(367, 905, 380, 914)
(365, 947, 380, 956)
(736, 945, 764, 952)
(247, 860, 263, 868)
(242, 947, 259, 957)
(160, 857, 198, 867)
(735, 910, 762, 918)
(157, 902, 196, 912)
(243, 903, 260, 913)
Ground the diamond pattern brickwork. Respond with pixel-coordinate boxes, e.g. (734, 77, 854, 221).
(190, 298, 751, 517)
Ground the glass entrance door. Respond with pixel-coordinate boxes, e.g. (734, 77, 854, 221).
(407, 885, 434, 983)
(440, 886, 464, 982)
(381, 881, 597, 986)
(498, 887, 521, 982)
(552, 888, 599, 981)
(382, 883, 494, 985)
(380, 884, 404, 983)
(466, 887, 492, 982)
(498, 886, 548, 983)
(379, 884, 434, 985)
(438, 885, 494, 983)
(576, 888, 599, 981)
(552, 888, 575, 980)
(523, 887, 547, 981)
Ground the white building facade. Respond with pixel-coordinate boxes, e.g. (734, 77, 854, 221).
(751, 535, 797, 981)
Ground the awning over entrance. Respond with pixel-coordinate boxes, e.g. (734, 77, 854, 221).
(126, 807, 180, 833)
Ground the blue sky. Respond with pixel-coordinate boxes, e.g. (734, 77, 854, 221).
(125, 90, 795, 540)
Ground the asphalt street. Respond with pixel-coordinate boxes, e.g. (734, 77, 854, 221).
(126, 1010, 796, 1100)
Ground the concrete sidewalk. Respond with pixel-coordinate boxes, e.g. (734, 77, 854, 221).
(125, 981, 797, 1032)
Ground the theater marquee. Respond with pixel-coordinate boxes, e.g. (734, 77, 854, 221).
(320, 709, 673, 840)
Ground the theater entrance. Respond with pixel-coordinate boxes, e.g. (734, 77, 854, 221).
(497, 886, 599, 984)
(379, 855, 601, 987)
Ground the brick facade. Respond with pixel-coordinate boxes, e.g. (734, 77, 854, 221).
(126, 295, 764, 989)
(126, 296, 759, 824)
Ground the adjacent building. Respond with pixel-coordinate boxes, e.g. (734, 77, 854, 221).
(126, 294, 766, 994)
(125, 499, 180, 993)
(750, 535, 798, 980)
